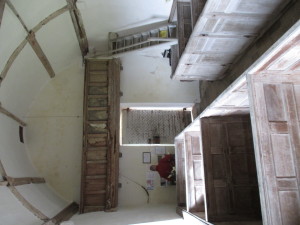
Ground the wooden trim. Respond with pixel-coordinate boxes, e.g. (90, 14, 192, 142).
(106, 59, 120, 210)
(169, 0, 177, 23)
(26, 31, 55, 78)
(6, 0, 29, 32)
(6, 176, 45, 186)
(0, 0, 5, 28)
(32, 5, 69, 33)
(9, 186, 49, 221)
(0, 105, 27, 126)
(66, 0, 88, 56)
(0, 39, 27, 84)
(43, 202, 79, 225)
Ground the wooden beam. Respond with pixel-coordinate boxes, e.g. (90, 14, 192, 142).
(66, 0, 88, 56)
(6, 0, 29, 32)
(32, 5, 69, 33)
(6, 176, 45, 186)
(0, 6, 68, 84)
(26, 31, 55, 78)
(0, 104, 27, 126)
(43, 202, 79, 225)
(0, 39, 27, 84)
(9, 186, 49, 221)
(0, 0, 5, 28)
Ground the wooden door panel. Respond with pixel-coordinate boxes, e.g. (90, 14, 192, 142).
(202, 116, 261, 222)
(185, 132, 205, 212)
(175, 139, 186, 207)
(249, 74, 300, 225)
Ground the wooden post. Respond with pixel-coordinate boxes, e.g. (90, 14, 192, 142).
(66, 0, 88, 56)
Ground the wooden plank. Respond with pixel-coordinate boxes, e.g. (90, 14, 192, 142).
(0, 104, 27, 126)
(26, 32, 55, 78)
(9, 186, 49, 221)
(6, 176, 45, 186)
(106, 58, 120, 211)
(175, 139, 186, 207)
(6, 0, 29, 32)
(66, 0, 88, 56)
(184, 131, 205, 213)
(0, 0, 5, 28)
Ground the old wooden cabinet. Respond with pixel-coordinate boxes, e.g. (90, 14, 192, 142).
(201, 116, 261, 222)
(248, 74, 300, 225)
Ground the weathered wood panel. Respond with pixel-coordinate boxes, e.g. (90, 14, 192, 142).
(248, 74, 300, 225)
(177, 1, 192, 57)
(80, 59, 120, 213)
(173, 0, 291, 80)
(175, 139, 186, 208)
(185, 131, 205, 213)
(201, 116, 261, 222)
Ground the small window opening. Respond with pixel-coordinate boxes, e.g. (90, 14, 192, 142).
(19, 126, 24, 143)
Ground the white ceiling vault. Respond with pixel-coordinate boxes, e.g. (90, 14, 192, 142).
(0, 0, 172, 118)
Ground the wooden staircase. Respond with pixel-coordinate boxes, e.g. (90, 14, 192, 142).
(80, 58, 120, 213)
(108, 22, 177, 55)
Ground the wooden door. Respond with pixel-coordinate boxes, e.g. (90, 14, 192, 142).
(201, 116, 261, 222)
(175, 139, 186, 208)
(185, 131, 205, 213)
(248, 74, 300, 225)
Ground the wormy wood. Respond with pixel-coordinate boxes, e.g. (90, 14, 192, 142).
(80, 58, 120, 213)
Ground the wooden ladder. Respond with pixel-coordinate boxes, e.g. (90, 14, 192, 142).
(109, 24, 177, 55)
(80, 58, 120, 213)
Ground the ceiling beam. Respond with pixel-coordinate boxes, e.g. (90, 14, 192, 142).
(66, 0, 88, 56)
(27, 31, 55, 78)
(6, 176, 45, 186)
(9, 186, 49, 221)
(32, 5, 69, 33)
(0, 103, 27, 126)
(0, 0, 5, 28)
(6, 0, 29, 32)
(43, 202, 79, 225)
(0, 39, 27, 84)
(0, 6, 68, 84)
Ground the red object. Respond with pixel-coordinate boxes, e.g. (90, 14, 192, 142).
(155, 154, 175, 181)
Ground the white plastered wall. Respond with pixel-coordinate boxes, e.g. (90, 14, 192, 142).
(0, 1, 76, 224)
